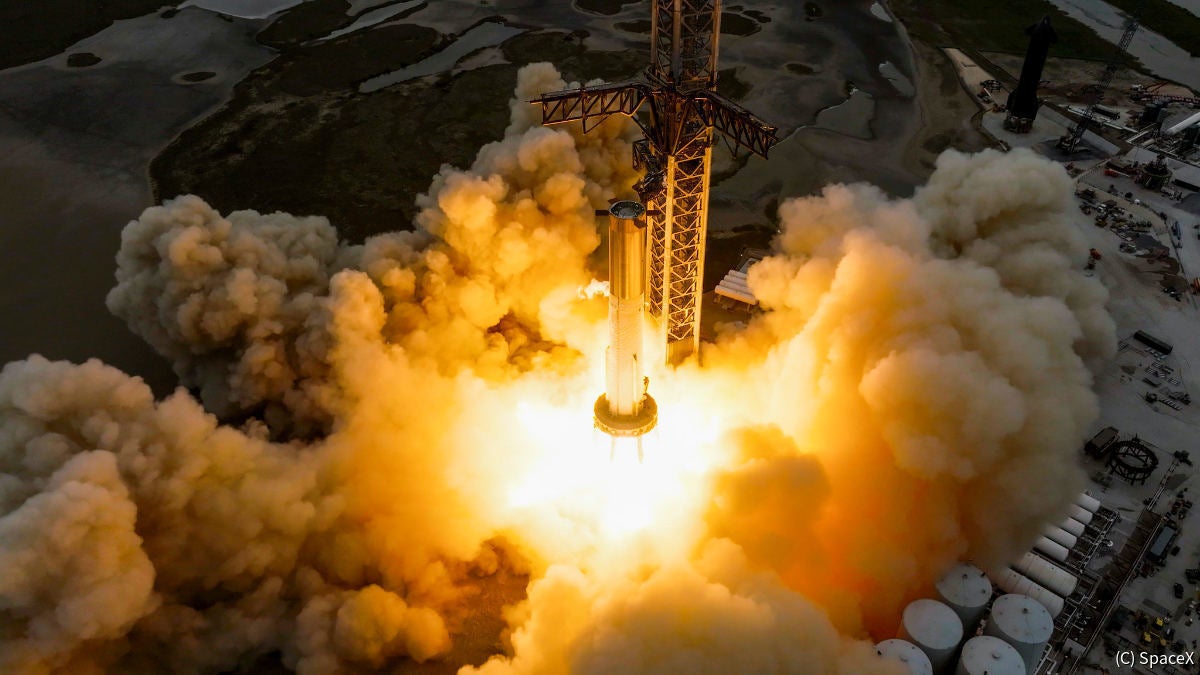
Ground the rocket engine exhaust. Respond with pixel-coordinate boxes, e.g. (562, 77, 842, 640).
(594, 200, 657, 458)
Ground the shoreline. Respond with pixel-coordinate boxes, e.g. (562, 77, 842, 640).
(0, 8, 274, 390)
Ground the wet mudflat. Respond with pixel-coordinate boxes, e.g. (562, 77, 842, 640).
(0, 8, 273, 388)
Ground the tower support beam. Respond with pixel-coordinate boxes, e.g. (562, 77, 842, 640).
(533, 0, 779, 364)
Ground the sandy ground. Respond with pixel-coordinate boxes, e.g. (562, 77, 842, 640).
(943, 47, 996, 109)
(0, 8, 273, 390)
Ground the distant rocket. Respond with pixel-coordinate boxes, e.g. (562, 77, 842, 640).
(1006, 16, 1057, 125)
(594, 201, 657, 459)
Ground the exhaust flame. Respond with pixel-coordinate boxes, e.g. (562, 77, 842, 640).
(0, 63, 1114, 674)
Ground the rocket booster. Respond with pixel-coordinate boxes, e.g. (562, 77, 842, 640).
(594, 201, 657, 448)
(1006, 16, 1057, 122)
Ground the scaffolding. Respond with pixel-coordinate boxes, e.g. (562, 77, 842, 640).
(534, 0, 779, 364)
(1058, 16, 1138, 153)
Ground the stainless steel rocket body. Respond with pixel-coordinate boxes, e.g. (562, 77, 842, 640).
(595, 201, 657, 439)
(606, 202, 647, 417)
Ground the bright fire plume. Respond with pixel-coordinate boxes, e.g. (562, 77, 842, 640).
(0, 64, 1113, 674)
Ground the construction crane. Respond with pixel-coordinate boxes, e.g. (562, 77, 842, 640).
(1058, 15, 1138, 152)
(533, 0, 779, 365)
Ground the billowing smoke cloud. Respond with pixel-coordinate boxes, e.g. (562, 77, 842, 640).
(0, 61, 1111, 674)
(700, 149, 1113, 634)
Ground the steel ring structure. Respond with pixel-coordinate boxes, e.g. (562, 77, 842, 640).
(1106, 438, 1159, 484)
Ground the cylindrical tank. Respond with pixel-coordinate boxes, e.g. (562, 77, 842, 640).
(985, 594, 1053, 675)
(1075, 492, 1101, 513)
(1068, 504, 1093, 525)
(1059, 518, 1086, 537)
(935, 563, 993, 631)
(1014, 552, 1078, 597)
(604, 200, 647, 417)
(1166, 110, 1200, 136)
(876, 639, 934, 675)
(1042, 525, 1077, 550)
(899, 599, 964, 674)
(956, 635, 1026, 675)
(1034, 536, 1069, 562)
(593, 201, 657, 440)
(995, 569, 1064, 617)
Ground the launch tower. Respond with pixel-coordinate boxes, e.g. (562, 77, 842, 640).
(535, 0, 779, 364)
(1058, 15, 1138, 152)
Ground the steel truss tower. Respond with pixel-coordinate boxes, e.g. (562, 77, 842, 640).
(534, 0, 779, 364)
(1058, 16, 1138, 153)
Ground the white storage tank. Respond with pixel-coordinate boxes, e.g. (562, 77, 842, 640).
(1165, 110, 1200, 136)
(1059, 517, 1086, 537)
(985, 594, 1054, 675)
(900, 599, 964, 674)
(876, 639, 935, 675)
(1068, 504, 1094, 525)
(1042, 524, 1078, 550)
(1034, 536, 1070, 562)
(1014, 552, 1078, 597)
(956, 635, 1026, 675)
(935, 563, 993, 631)
(995, 569, 1065, 617)
(1075, 492, 1101, 513)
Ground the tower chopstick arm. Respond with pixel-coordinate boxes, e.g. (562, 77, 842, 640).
(533, 81, 649, 130)
(696, 92, 779, 158)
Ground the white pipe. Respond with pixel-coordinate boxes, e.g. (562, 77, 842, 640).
(1075, 492, 1101, 513)
(1014, 552, 1078, 597)
(995, 569, 1065, 618)
(1034, 537, 1070, 562)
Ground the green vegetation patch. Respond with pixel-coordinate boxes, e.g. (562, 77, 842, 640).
(270, 23, 441, 96)
(181, 71, 217, 82)
(574, 0, 637, 16)
(153, 63, 519, 242)
(717, 67, 751, 101)
(890, 0, 1141, 65)
(1105, 0, 1200, 57)
(721, 12, 760, 36)
(257, 0, 352, 48)
(501, 31, 645, 82)
(153, 26, 649, 242)
(615, 19, 651, 34)
(743, 9, 771, 24)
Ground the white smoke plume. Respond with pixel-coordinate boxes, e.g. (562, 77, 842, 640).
(0, 61, 1112, 674)
(701, 148, 1114, 633)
